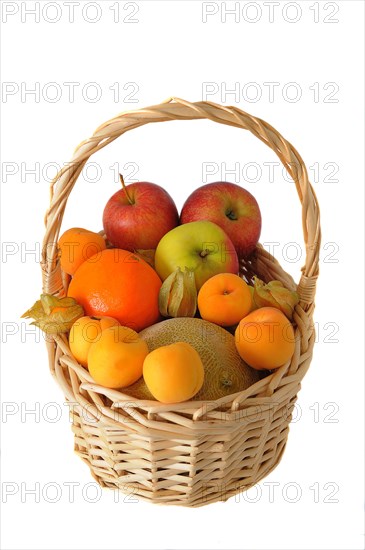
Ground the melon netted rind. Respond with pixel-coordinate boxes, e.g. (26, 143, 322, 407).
(125, 376, 155, 401)
(124, 317, 260, 402)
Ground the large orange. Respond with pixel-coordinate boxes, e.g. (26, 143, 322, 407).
(67, 249, 162, 332)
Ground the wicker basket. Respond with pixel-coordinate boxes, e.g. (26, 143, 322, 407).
(41, 97, 320, 507)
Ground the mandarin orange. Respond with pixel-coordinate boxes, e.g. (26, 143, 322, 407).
(58, 227, 106, 276)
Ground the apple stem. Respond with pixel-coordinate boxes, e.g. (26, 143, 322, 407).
(200, 249, 209, 258)
(119, 174, 134, 205)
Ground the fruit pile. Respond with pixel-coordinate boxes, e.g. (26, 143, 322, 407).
(24, 178, 299, 404)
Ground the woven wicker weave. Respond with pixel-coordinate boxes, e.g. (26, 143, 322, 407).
(41, 97, 321, 507)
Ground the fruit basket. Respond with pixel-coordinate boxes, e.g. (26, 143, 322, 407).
(40, 97, 320, 507)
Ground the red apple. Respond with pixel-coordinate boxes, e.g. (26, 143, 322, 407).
(103, 177, 179, 251)
(180, 182, 261, 257)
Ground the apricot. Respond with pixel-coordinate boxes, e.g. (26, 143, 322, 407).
(88, 326, 149, 388)
(69, 315, 120, 367)
(143, 342, 204, 403)
(198, 273, 252, 327)
(234, 307, 296, 370)
(58, 227, 106, 276)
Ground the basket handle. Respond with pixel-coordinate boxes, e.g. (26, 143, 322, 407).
(41, 97, 320, 312)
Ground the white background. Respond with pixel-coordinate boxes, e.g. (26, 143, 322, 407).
(1, 1, 364, 549)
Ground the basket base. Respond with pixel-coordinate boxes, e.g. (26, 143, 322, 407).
(73, 420, 290, 507)
(76, 441, 287, 507)
(70, 377, 300, 507)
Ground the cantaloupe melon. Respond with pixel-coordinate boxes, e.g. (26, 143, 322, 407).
(124, 317, 260, 401)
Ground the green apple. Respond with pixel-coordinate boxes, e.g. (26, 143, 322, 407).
(154, 221, 239, 290)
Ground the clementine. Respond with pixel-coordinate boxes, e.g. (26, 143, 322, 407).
(198, 273, 252, 327)
(58, 227, 106, 276)
(67, 248, 162, 332)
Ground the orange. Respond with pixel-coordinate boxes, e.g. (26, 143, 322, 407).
(67, 248, 162, 332)
(198, 273, 252, 327)
(88, 326, 149, 388)
(143, 342, 204, 403)
(235, 307, 296, 370)
(69, 315, 120, 367)
(58, 227, 106, 276)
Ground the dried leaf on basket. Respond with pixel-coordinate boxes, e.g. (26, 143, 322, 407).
(22, 294, 84, 334)
(252, 276, 299, 320)
(158, 267, 197, 318)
